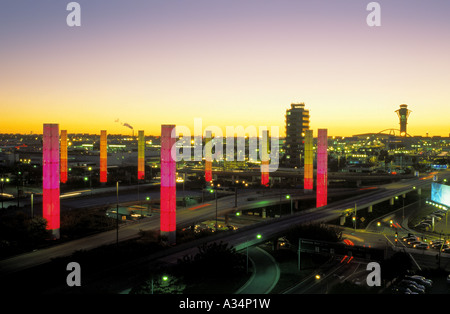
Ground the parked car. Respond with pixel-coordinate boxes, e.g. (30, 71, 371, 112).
(430, 240, 443, 248)
(392, 286, 417, 294)
(399, 280, 425, 294)
(405, 275, 432, 288)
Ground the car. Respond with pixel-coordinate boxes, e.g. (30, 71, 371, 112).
(399, 280, 426, 293)
(409, 240, 422, 246)
(431, 215, 442, 221)
(431, 241, 444, 249)
(417, 223, 431, 230)
(405, 275, 432, 288)
(403, 235, 417, 242)
(398, 283, 425, 294)
(392, 286, 417, 294)
(414, 243, 429, 249)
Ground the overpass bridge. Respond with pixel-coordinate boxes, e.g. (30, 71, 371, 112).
(0, 170, 447, 288)
(178, 167, 415, 184)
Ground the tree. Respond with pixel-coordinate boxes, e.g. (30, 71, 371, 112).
(284, 223, 342, 245)
(175, 242, 246, 286)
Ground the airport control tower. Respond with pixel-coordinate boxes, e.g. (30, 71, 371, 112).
(395, 104, 411, 136)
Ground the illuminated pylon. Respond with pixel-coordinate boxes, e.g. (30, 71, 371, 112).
(60, 130, 68, 184)
(43, 124, 60, 239)
(100, 130, 107, 183)
(138, 130, 145, 180)
(316, 129, 328, 207)
(160, 125, 176, 244)
(260, 130, 270, 187)
(304, 129, 313, 191)
(205, 130, 212, 183)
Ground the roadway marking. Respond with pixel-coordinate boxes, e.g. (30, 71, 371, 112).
(188, 203, 212, 210)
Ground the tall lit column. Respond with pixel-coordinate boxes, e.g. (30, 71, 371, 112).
(316, 129, 328, 207)
(100, 130, 107, 183)
(205, 130, 212, 183)
(160, 125, 176, 244)
(261, 130, 269, 187)
(138, 130, 145, 180)
(43, 124, 60, 239)
(60, 130, 68, 184)
(304, 129, 313, 191)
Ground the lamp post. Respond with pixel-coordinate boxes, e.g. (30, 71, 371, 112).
(286, 194, 293, 214)
(0, 177, 10, 209)
(146, 196, 151, 216)
(116, 181, 119, 247)
(31, 193, 33, 218)
(88, 166, 92, 192)
(246, 234, 262, 273)
(402, 196, 405, 222)
(210, 188, 218, 231)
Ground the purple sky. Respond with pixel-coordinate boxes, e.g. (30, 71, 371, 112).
(1, 0, 449, 136)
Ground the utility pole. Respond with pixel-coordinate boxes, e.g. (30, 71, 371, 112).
(116, 181, 119, 247)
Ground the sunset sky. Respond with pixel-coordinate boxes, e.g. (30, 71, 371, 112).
(1, 0, 449, 137)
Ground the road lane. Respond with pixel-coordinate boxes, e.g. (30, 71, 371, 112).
(1, 171, 448, 278)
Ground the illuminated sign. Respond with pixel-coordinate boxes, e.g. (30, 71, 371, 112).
(431, 182, 450, 207)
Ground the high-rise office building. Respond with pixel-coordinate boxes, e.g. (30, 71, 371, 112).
(285, 103, 310, 168)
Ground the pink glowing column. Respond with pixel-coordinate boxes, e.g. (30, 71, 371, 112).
(60, 130, 68, 184)
(304, 130, 313, 191)
(43, 124, 60, 239)
(316, 129, 328, 207)
(260, 130, 269, 187)
(205, 130, 212, 183)
(100, 130, 107, 183)
(138, 130, 145, 180)
(160, 125, 176, 243)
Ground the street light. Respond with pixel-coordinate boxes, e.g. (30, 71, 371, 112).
(1, 177, 10, 209)
(146, 196, 152, 216)
(286, 195, 293, 214)
(152, 275, 169, 294)
(247, 234, 263, 273)
(210, 188, 218, 231)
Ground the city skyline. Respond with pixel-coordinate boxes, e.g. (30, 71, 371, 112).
(1, 1, 450, 137)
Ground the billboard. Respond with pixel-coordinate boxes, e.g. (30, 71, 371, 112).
(431, 182, 450, 207)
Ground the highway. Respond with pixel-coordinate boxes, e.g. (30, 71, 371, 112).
(1, 170, 449, 280)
